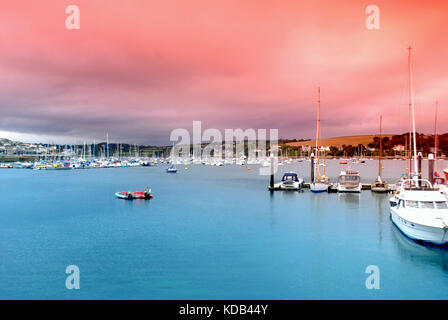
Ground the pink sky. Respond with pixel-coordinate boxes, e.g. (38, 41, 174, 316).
(0, 0, 447, 144)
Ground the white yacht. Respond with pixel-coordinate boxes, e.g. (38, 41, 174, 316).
(388, 46, 448, 245)
(336, 169, 361, 193)
(390, 179, 448, 245)
(276, 172, 303, 191)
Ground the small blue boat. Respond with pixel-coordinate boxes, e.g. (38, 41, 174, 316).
(166, 165, 177, 173)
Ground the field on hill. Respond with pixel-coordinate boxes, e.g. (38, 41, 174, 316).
(285, 135, 394, 148)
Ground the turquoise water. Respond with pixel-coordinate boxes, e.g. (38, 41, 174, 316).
(1, 160, 448, 299)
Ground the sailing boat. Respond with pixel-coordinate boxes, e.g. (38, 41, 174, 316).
(166, 164, 177, 173)
(310, 87, 330, 193)
(389, 46, 448, 245)
(371, 115, 389, 192)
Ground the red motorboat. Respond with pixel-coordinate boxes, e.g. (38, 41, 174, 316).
(115, 189, 153, 200)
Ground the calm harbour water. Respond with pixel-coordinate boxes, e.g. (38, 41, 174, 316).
(1, 159, 448, 299)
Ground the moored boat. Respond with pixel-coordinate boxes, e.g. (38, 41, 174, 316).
(310, 87, 330, 194)
(337, 169, 361, 193)
(371, 115, 389, 193)
(388, 46, 448, 244)
(389, 179, 448, 245)
(166, 165, 177, 173)
(278, 172, 303, 190)
(310, 181, 329, 193)
(371, 178, 389, 193)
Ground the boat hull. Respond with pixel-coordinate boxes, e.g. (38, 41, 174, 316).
(310, 183, 329, 193)
(390, 208, 448, 245)
(337, 184, 361, 193)
(371, 186, 389, 193)
(279, 181, 302, 191)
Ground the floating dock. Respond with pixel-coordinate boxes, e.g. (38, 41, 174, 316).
(269, 183, 387, 192)
(267, 151, 437, 194)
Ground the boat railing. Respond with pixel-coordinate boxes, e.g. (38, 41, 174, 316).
(399, 178, 438, 191)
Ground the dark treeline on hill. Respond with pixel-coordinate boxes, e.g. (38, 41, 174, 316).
(281, 132, 448, 157)
(367, 132, 447, 156)
(279, 138, 311, 143)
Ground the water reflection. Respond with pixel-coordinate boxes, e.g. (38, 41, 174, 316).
(122, 199, 152, 210)
(268, 190, 276, 227)
(391, 223, 448, 271)
(310, 191, 329, 242)
(337, 192, 360, 206)
(267, 189, 303, 227)
(371, 192, 388, 244)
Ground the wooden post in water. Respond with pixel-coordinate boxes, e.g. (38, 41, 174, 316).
(310, 152, 315, 184)
(428, 153, 434, 184)
(270, 153, 274, 190)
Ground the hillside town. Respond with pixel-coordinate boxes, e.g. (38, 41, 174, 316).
(1, 132, 446, 162)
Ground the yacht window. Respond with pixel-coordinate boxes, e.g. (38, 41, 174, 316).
(420, 201, 435, 209)
(405, 200, 419, 208)
(435, 202, 448, 209)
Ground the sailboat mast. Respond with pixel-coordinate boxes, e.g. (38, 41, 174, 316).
(408, 111, 412, 176)
(317, 87, 321, 148)
(407, 47, 412, 177)
(316, 87, 321, 178)
(408, 46, 418, 176)
(405, 135, 410, 178)
(379, 115, 382, 178)
(434, 101, 439, 163)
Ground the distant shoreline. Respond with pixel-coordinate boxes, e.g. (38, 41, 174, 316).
(0, 155, 39, 163)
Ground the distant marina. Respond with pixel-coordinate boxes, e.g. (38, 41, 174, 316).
(1, 145, 446, 195)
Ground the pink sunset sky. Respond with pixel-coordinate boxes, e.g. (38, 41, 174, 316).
(0, 0, 447, 144)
